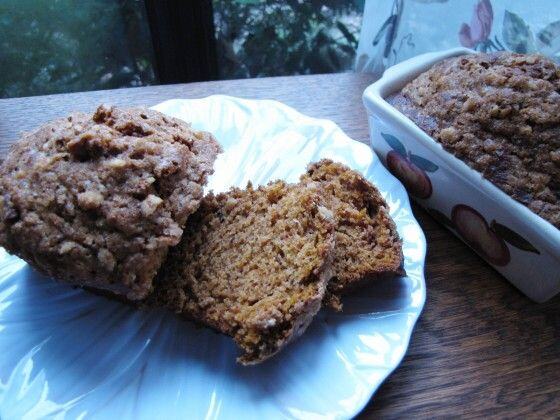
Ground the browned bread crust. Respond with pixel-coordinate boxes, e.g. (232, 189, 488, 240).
(389, 52, 560, 229)
(0, 104, 221, 300)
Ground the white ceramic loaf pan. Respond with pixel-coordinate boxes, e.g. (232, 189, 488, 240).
(363, 48, 560, 302)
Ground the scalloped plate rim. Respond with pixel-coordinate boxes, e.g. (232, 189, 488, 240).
(154, 95, 428, 416)
(0, 95, 427, 419)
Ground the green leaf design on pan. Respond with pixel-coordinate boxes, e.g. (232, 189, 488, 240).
(381, 132, 406, 157)
(490, 220, 540, 254)
(427, 208, 454, 228)
(409, 154, 439, 172)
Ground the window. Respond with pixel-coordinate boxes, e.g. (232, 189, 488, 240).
(213, 0, 364, 79)
(0, 0, 364, 98)
(0, 0, 157, 98)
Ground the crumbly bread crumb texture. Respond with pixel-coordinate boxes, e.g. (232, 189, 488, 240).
(152, 180, 335, 364)
(389, 52, 560, 229)
(0, 104, 221, 299)
(302, 159, 403, 308)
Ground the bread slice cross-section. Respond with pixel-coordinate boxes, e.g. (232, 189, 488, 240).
(301, 159, 404, 309)
(150, 180, 335, 364)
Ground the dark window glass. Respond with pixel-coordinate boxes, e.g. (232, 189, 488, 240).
(0, 0, 157, 98)
(0, 1, 364, 99)
(213, 0, 364, 79)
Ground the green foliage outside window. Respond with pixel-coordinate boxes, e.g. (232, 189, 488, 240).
(213, 0, 364, 79)
(0, 0, 156, 98)
(0, 0, 363, 98)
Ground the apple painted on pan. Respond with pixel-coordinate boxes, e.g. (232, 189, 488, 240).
(427, 205, 541, 268)
(379, 132, 541, 268)
(451, 205, 510, 266)
(381, 133, 437, 199)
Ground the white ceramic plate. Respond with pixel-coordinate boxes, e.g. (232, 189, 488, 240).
(0, 96, 426, 419)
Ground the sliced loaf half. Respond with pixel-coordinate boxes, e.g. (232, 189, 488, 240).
(0, 104, 221, 300)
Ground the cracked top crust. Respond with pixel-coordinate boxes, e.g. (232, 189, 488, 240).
(389, 52, 560, 229)
(0, 104, 221, 299)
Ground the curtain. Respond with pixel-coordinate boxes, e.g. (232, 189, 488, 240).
(356, 0, 560, 78)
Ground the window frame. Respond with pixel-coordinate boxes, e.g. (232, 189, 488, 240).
(144, 0, 218, 84)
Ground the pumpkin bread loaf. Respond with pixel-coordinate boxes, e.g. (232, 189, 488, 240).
(389, 52, 560, 229)
(0, 105, 221, 300)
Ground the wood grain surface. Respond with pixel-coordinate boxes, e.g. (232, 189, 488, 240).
(1, 73, 558, 418)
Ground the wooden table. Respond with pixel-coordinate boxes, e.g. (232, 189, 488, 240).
(1, 73, 558, 418)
